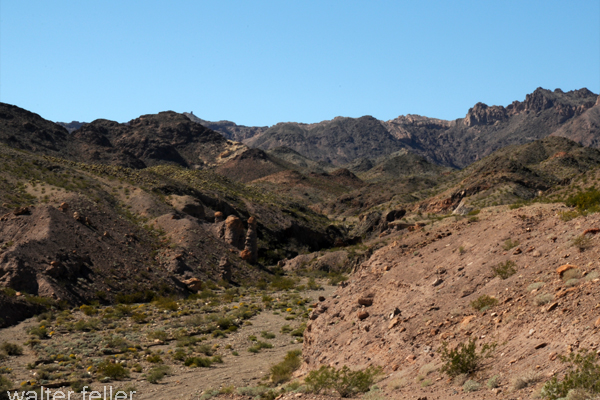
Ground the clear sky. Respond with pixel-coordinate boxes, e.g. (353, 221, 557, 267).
(1, 1, 599, 126)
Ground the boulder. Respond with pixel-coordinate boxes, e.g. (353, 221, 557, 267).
(182, 277, 203, 292)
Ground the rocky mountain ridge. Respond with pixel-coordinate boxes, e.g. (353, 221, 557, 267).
(192, 88, 599, 169)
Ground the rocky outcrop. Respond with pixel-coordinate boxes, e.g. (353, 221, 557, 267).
(224, 216, 245, 250)
(241, 217, 258, 264)
(464, 102, 508, 126)
(170, 195, 205, 220)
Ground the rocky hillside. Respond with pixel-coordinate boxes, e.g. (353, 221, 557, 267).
(195, 88, 599, 169)
(302, 202, 600, 398)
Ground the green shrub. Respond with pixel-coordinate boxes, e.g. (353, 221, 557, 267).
(541, 349, 600, 400)
(97, 359, 129, 380)
(184, 356, 212, 368)
(79, 305, 98, 316)
(492, 260, 517, 279)
(271, 276, 297, 291)
(463, 379, 480, 392)
(146, 354, 163, 363)
(261, 331, 276, 339)
(470, 295, 498, 312)
(291, 324, 306, 337)
(512, 371, 541, 390)
(304, 365, 382, 397)
(439, 339, 496, 377)
(502, 239, 519, 251)
(146, 365, 170, 384)
(534, 293, 554, 306)
(486, 375, 500, 389)
(248, 341, 273, 353)
(1, 342, 23, 356)
(270, 350, 302, 384)
(0, 375, 13, 394)
(571, 235, 592, 252)
(565, 188, 600, 213)
(69, 380, 86, 393)
(147, 330, 168, 342)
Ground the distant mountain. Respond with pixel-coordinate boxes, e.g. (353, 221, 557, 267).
(190, 88, 599, 169)
(245, 116, 406, 165)
(183, 112, 267, 142)
(57, 121, 86, 133)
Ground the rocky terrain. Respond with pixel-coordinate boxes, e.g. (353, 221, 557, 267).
(2, 88, 600, 399)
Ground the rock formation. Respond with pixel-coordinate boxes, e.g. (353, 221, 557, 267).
(224, 215, 245, 250)
(240, 217, 258, 264)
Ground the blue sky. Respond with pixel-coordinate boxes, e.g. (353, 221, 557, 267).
(1, 1, 599, 126)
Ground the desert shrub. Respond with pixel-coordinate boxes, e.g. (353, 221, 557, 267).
(502, 239, 519, 250)
(571, 235, 592, 252)
(1, 342, 22, 356)
(487, 375, 500, 389)
(584, 271, 599, 282)
(328, 272, 348, 286)
(470, 295, 498, 312)
(69, 380, 86, 393)
(172, 349, 186, 361)
(304, 365, 382, 397)
(270, 350, 302, 384)
(197, 344, 214, 356)
(565, 188, 600, 213)
(439, 339, 496, 377)
(154, 297, 178, 311)
(261, 331, 276, 339)
(28, 325, 48, 339)
(560, 210, 580, 222)
(248, 341, 273, 353)
(184, 356, 212, 368)
(0, 375, 13, 394)
(146, 354, 163, 363)
(271, 276, 297, 291)
(565, 278, 580, 287)
(463, 380, 480, 392)
(147, 330, 168, 342)
(534, 293, 554, 306)
(130, 312, 147, 323)
(541, 349, 600, 400)
(146, 365, 170, 384)
(97, 359, 129, 380)
(79, 305, 98, 316)
(527, 282, 545, 292)
(211, 355, 223, 364)
(512, 370, 541, 390)
(416, 363, 437, 382)
(306, 278, 321, 290)
(280, 325, 293, 334)
(492, 260, 517, 279)
(291, 323, 306, 337)
(562, 268, 582, 282)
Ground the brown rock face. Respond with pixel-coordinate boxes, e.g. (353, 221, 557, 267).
(243, 217, 258, 264)
(182, 277, 203, 292)
(224, 216, 245, 250)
